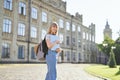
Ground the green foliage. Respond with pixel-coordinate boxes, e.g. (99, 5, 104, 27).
(103, 36, 114, 45)
(97, 36, 115, 56)
(108, 49, 117, 68)
(114, 38, 120, 65)
(97, 36, 120, 65)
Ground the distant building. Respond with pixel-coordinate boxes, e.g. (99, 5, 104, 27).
(103, 20, 112, 39)
(0, 0, 96, 63)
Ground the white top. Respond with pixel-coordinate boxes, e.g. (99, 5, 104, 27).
(46, 34, 60, 51)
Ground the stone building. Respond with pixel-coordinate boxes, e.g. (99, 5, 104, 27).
(0, 0, 96, 63)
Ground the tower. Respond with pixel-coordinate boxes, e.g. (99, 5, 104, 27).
(103, 20, 112, 39)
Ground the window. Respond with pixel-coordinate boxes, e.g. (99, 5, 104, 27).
(59, 34, 63, 43)
(19, 2, 26, 15)
(89, 34, 91, 41)
(31, 27, 37, 38)
(18, 23, 25, 36)
(3, 19, 11, 33)
(92, 35, 95, 42)
(31, 7, 37, 19)
(72, 24, 75, 31)
(88, 34, 90, 40)
(18, 45, 25, 59)
(66, 51, 70, 61)
(86, 33, 88, 40)
(66, 36, 70, 45)
(41, 29, 47, 40)
(78, 26, 81, 32)
(78, 39, 80, 43)
(42, 12, 47, 22)
(72, 38, 75, 46)
(72, 52, 76, 61)
(83, 32, 85, 39)
(78, 42, 81, 48)
(31, 47, 36, 59)
(59, 19, 64, 28)
(66, 22, 70, 30)
(83, 44, 86, 50)
(78, 53, 81, 61)
(2, 43, 10, 58)
(4, 0, 12, 10)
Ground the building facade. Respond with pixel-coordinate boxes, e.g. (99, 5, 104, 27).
(0, 0, 96, 63)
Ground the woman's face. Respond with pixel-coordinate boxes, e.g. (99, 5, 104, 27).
(51, 25, 57, 35)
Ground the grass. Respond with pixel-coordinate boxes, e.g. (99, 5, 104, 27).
(85, 64, 120, 80)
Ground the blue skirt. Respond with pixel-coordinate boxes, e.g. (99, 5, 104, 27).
(45, 50, 57, 80)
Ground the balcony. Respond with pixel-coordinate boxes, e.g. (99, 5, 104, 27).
(4, 9, 13, 17)
(2, 32, 13, 40)
(19, 14, 26, 21)
(17, 35, 26, 41)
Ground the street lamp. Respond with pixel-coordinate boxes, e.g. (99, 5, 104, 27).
(103, 43, 108, 47)
(103, 43, 108, 65)
(111, 46, 116, 49)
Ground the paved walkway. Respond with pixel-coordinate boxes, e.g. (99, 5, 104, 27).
(0, 63, 104, 80)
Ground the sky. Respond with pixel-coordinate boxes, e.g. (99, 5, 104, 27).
(63, 0, 120, 43)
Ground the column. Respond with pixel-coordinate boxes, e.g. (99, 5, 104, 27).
(11, 1, 18, 61)
(0, 0, 3, 61)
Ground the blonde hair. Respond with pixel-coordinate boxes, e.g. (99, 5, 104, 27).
(47, 22, 59, 35)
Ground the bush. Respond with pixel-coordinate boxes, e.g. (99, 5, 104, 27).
(108, 49, 117, 68)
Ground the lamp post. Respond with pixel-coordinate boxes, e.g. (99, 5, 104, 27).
(108, 46, 116, 68)
(103, 43, 108, 65)
(103, 43, 108, 47)
(111, 46, 116, 49)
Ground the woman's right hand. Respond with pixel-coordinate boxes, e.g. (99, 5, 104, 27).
(56, 48, 62, 53)
(55, 40, 60, 44)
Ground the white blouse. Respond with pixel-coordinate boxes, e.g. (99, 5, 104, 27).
(46, 34, 60, 51)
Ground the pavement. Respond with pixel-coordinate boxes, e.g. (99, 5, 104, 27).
(0, 63, 104, 80)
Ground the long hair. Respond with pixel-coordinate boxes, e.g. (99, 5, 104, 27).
(47, 22, 59, 35)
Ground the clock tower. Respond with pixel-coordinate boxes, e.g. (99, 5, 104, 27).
(103, 20, 112, 39)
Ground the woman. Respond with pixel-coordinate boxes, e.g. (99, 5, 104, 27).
(45, 22, 62, 80)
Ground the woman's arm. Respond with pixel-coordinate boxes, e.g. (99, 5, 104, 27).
(56, 48, 62, 53)
(46, 39, 60, 49)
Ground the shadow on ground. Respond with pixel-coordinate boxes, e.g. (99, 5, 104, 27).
(115, 70, 120, 75)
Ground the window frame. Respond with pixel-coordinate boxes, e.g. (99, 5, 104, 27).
(66, 36, 70, 46)
(3, 19, 12, 33)
(31, 26, 37, 38)
(72, 24, 76, 32)
(2, 43, 10, 58)
(59, 34, 63, 43)
(31, 47, 36, 59)
(19, 2, 26, 15)
(18, 23, 25, 36)
(59, 19, 64, 28)
(18, 45, 25, 59)
(31, 7, 37, 19)
(41, 29, 47, 40)
(66, 22, 70, 30)
(4, 0, 12, 10)
(42, 11, 47, 22)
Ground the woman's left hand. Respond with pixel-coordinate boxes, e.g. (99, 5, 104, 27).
(56, 48, 62, 53)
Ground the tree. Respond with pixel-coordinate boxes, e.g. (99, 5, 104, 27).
(114, 37, 120, 65)
(97, 36, 115, 57)
(108, 49, 117, 68)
